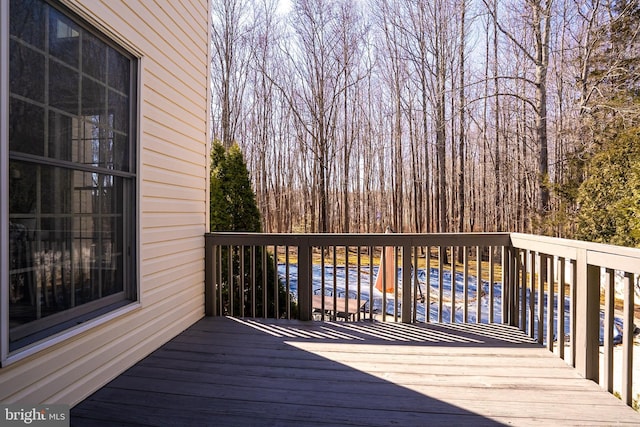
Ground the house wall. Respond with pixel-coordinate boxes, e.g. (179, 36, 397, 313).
(0, 0, 210, 405)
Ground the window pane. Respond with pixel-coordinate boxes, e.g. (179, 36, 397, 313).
(82, 32, 107, 81)
(10, 40, 45, 103)
(112, 134, 130, 172)
(82, 77, 106, 117)
(49, 9, 80, 67)
(10, 0, 46, 50)
(79, 117, 111, 169)
(9, 98, 45, 156)
(41, 167, 72, 214)
(9, 162, 126, 336)
(48, 111, 75, 162)
(108, 48, 130, 94)
(108, 90, 129, 134)
(49, 61, 79, 115)
(8, 162, 38, 216)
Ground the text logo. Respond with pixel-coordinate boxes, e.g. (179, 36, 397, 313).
(1, 405, 69, 427)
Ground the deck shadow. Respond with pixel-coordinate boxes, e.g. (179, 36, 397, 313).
(71, 317, 509, 426)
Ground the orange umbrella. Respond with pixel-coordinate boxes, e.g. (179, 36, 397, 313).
(375, 245, 396, 294)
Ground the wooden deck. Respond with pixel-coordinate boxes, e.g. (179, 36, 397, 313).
(71, 317, 640, 426)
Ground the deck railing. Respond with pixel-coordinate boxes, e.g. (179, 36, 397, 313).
(205, 232, 640, 407)
(509, 233, 640, 406)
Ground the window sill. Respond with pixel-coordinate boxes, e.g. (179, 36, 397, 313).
(2, 302, 141, 367)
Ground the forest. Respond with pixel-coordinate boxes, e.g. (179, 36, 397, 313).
(209, 0, 640, 246)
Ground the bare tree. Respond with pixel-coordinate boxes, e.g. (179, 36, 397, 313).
(211, 0, 253, 148)
(276, 0, 358, 232)
(376, 1, 408, 231)
(484, 0, 553, 228)
(457, 0, 468, 234)
(213, 0, 637, 239)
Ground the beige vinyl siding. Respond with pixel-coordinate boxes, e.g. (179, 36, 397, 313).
(0, 0, 210, 406)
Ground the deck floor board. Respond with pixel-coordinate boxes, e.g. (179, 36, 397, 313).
(71, 317, 640, 426)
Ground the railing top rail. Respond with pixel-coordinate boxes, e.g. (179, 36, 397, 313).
(510, 232, 640, 273)
(206, 232, 512, 247)
(206, 231, 640, 273)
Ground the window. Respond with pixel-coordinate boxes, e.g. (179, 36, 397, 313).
(4, 0, 137, 354)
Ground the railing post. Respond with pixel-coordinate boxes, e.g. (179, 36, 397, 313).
(575, 248, 600, 382)
(205, 234, 215, 316)
(297, 240, 312, 321)
(402, 244, 412, 323)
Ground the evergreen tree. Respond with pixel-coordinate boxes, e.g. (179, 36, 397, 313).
(210, 141, 292, 317)
(561, 1, 640, 238)
(575, 129, 640, 247)
(210, 142, 261, 232)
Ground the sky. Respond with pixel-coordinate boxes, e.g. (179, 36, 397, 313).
(277, 0, 292, 15)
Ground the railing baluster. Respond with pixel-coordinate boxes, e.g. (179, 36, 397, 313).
(402, 244, 412, 323)
(546, 255, 554, 352)
(239, 246, 245, 316)
(501, 246, 507, 324)
(321, 246, 326, 321)
(273, 245, 279, 318)
(476, 246, 481, 324)
(426, 246, 431, 323)
(519, 249, 526, 332)
(382, 245, 387, 323)
(357, 246, 362, 321)
(394, 246, 399, 322)
(622, 272, 634, 406)
(217, 245, 223, 316)
(251, 246, 256, 317)
(570, 259, 577, 368)
(412, 246, 419, 323)
(537, 253, 545, 344)
(558, 257, 566, 360)
(514, 247, 520, 326)
(228, 245, 234, 316)
(529, 250, 536, 339)
(488, 246, 494, 324)
(345, 245, 350, 319)
(463, 246, 468, 323)
(603, 268, 615, 393)
(285, 246, 290, 320)
(333, 246, 338, 321)
(262, 246, 267, 319)
(504, 246, 511, 325)
(510, 245, 517, 326)
(451, 246, 456, 324)
(439, 246, 444, 323)
(368, 245, 374, 321)
(506, 246, 513, 326)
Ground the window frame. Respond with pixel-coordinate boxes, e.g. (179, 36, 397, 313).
(1, 0, 141, 366)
